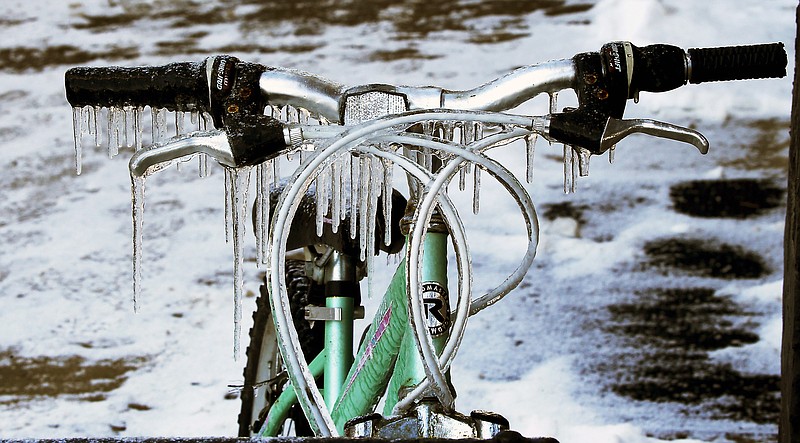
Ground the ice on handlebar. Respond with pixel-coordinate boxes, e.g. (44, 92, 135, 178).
(66, 39, 788, 376)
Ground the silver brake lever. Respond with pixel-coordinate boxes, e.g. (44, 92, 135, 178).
(600, 117, 709, 154)
(130, 130, 234, 177)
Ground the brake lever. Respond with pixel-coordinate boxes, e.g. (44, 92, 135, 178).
(600, 117, 709, 154)
(130, 114, 291, 177)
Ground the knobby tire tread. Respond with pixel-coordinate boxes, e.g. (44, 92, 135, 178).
(237, 260, 323, 437)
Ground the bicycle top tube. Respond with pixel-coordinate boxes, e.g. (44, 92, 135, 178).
(259, 59, 576, 123)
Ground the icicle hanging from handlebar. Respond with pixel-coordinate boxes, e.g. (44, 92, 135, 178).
(563, 144, 574, 194)
(549, 92, 559, 114)
(525, 133, 538, 183)
(576, 147, 591, 177)
(331, 155, 343, 234)
(358, 155, 371, 261)
(151, 107, 168, 145)
(229, 166, 252, 361)
(382, 154, 394, 247)
(315, 163, 330, 237)
(255, 160, 272, 265)
(608, 145, 616, 164)
(131, 175, 145, 312)
(133, 107, 143, 152)
(350, 154, 360, 240)
(473, 164, 481, 214)
(224, 168, 233, 243)
(107, 107, 121, 158)
(72, 107, 83, 175)
(366, 155, 383, 298)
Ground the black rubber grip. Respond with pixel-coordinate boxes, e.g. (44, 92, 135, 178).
(65, 61, 209, 112)
(688, 43, 787, 84)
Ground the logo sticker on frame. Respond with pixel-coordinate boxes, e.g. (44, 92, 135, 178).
(422, 282, 450, 337)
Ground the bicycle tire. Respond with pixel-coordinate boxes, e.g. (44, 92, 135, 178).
(237, 260, 324, 437)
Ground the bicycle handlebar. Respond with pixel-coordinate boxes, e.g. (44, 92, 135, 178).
(65, 41, 787, 163)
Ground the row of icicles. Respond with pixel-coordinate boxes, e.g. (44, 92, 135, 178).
(70, 102, 600, 358)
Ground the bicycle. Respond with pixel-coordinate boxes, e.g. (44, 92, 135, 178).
(65, 41, 787, 440)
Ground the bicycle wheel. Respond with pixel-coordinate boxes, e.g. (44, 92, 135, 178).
(237, 259, 324, 437)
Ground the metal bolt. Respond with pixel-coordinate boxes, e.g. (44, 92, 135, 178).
(227, 103, 239, 113)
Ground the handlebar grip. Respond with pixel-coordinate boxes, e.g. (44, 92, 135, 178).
(687, 43, 787, 84)
(65, 61, 209, 112)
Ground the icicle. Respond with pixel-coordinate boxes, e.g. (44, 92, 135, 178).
(366, 156, 382, 298)
(358, 156, 371, 260)
(255, 160, 272, 264)
(458, 165, 467, 191)
(350, 154, 360, 240)
(199, 154, 210, 177)
(131, 175, 146, 312)
(562, 145, 578, 194)
(382, 156, 393, 247)
(315, 164, 330, 237)
(577, 147, 591, 177)
(86, 105, 99, 148)
(475, 121, 485, 141)
(176, 111, 186, 136)
(107, 107, 120, 158)
(152, 107, 167, 143)
(122, 106, 131, 148)
(230, 167, 252, 360)
(191, 110, 199, 127)
(72, 107, 83, 175)
(254, 165, 264, 265)
(133, 107, 144, 151)
(224, 168, 233, 243)
(331, 156, 342, 234)
(525, 133, 538, 183)
(608, 145, 616, 164)
(443, 121, 455, 142)
(272, 157, 281, 189)
(298, 107, 310, 125)
(549, 92, 559, 114)
(472, 165, 481, 214)
(339, 153, 350, 222)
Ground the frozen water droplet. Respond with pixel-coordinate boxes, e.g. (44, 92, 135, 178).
(72, 107, 83, 175)
(608, 145, 616, 164)
(525, 133, 538, 183)
(132, 175, 146, 312)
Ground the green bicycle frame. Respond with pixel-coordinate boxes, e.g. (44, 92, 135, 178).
(259, 230, 450, 436)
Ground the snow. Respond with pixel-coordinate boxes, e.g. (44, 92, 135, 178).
(0, 0, 794, 441)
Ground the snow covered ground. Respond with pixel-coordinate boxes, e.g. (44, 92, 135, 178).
(0, 0, 794, 441)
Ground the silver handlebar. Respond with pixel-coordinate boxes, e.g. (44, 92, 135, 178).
(258, 59, 577, 122)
